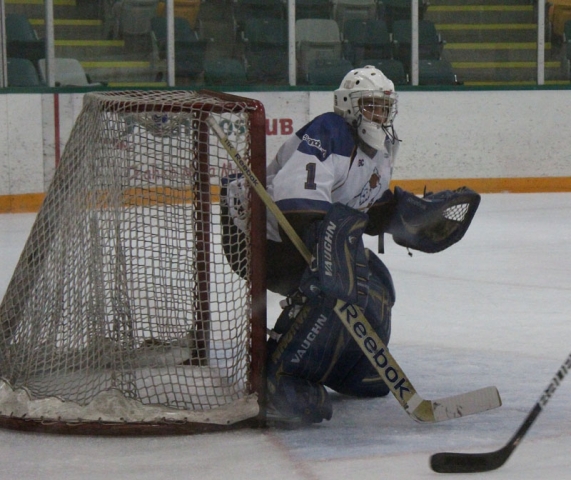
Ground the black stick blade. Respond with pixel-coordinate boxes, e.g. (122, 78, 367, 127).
(430, 446, 512, 474)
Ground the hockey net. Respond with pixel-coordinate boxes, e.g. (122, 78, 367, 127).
(0, 90, 267, 434)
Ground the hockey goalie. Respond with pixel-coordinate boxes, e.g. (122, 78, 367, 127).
(222, 66, 481, 423)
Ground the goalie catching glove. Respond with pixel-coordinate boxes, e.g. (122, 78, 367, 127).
(387, 186, 481, 253)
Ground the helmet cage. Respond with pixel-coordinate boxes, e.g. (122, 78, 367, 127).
(351, 90, 398, 128)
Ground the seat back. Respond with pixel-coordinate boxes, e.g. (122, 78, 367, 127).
(296, 19, 343, 78)
(173, 39, 208, 77)
(565, 20, 571, 60)
(296, 18, 341, 44)
(245, 50, 289, 83)
(343, 19, 391, 63)
(155, 0, 201, 29)
(242, 18, 288, 47)
(5, 14, 45, 64)
(380, 0, 429, 31)
(357, 58, 408, 85)
(234, 0, 284, 15)
(307, 58, 353, 85)
(233, 0, 284, 29)
(418, 59, 458, 85)
(38, 58, 90, 86)
(242, 18, 288, 82)
(343, 18, 390, 45)
(551, 5, 571, 38)
(204, 58, 248, 85)
(120, 0, 159, 35)
(392, 19, 443, 63)
(151, 15, 206, 75)
(565, 19, 571, 42)
(7, 58, 42, 87)
(6, 14, 38, 41)
(333, 0, 377, 34)
(152, 16, 199, 43)
(7, 39, 46, 64)
(296, 0, 332, 20)
(392, 19, 439, 45)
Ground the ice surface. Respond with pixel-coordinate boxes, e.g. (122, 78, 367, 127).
(1, 193, 570, 479)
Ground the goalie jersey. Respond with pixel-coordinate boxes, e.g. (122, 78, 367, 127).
(267, 112, 399, 242)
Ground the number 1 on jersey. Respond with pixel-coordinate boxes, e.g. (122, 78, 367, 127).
(305, 162, 317, 190)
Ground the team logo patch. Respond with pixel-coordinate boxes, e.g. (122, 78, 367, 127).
(302, 134, 327, 159)
(352, 168, 383, 209)
(369, 173, 380, 189)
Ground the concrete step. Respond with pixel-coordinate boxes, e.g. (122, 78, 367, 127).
(429, 0, 535, 5)
(29, 17, 106, 40)
(444, 42, 554, 62)
(81, 59, 157, 84)
(436, 23, 540, 43)
(451, 60, 565, 82)
(424, 0, 552, 85)
(5, 0, 102, 20)
(464, 79, 571, 86)
(426, 5, 534, 24)
(54, 39, 127, 59)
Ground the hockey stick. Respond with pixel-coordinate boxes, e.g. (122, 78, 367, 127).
(207, 115, 501, 423)
(430, 351, 571, 473)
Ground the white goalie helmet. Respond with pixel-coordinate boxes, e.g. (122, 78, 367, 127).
(333, 65, 398, 150)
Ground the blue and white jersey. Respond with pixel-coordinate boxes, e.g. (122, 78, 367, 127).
(267, 112, 398, 242)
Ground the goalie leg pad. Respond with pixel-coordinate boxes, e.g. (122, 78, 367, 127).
(267, 296, 338, 423)
(323, 255, 394, 397)
(267, 254, 395, 420)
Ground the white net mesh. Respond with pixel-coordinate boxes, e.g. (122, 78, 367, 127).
(0, 91, 266, 430)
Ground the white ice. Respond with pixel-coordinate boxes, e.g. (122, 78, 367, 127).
(0, 192, 570, 480)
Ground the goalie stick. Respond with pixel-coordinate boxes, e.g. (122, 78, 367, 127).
(430, 351, 571, 473)
(207, 115, 501, 423)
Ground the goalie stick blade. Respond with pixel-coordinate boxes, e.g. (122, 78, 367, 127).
(429, 386, 502, 422)
(409, 386, 501, 423)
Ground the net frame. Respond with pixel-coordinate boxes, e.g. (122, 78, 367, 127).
(0, 90, 267, 435)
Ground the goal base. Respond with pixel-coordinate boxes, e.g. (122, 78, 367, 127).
(0, 415, 264, 436)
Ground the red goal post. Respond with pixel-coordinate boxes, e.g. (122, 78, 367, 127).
(0, 90, 267, 434)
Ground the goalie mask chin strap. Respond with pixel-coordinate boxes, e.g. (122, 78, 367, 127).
(382, 124, 400, 145)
